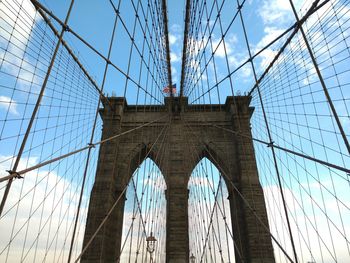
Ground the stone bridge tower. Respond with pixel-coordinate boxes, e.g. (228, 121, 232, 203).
(82, 96, 275, 263)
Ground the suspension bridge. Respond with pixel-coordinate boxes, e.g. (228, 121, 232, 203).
(0, 0, 349, 262)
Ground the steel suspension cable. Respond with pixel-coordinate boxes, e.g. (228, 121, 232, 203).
(74, 121, 169, 262)
(0, 0, 76, 217)
(183, 119, 295, 263)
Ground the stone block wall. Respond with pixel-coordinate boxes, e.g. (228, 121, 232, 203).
(81, 96, 275, 263)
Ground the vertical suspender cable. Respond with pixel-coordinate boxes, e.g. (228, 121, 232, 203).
(0, 0, 76, 217)
(286, 0, 350, 155)
(236, 0, 300, 261)
(180, 0, 191, 97)
(66, 1, 122, 261)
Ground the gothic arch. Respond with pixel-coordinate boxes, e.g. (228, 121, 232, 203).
(186, 141, 239, 193)
(82, 96, 275, 263)
(188, 157, 235, 262)
(118, 157, 167, 262)
(114, 142, 167, 190)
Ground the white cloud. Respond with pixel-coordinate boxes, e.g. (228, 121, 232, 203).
(0, 96, 19, 115)
(0, 155, 88, 262)
(120, 182, 166, 261)
(252, 25, 286, 71)
(0, 0, 43, 91)
(228, 54, 252, 80)
(188, 173, 234, 261)
(169, 23, 183, 88)
(258, 27, 285, 49)
(258, 48, 278, 71)
(212, 38, 232, 58)
(189, 176, 214, 189)
(254, 0, 308, 74)
(263, 184, 350, 262)
(119, 213, 166, 262)
(169, 33, 177, 45)
(255, 0, 347, 77)
(228, 55, 239, 67)
(259, 0, 296, 26)
(170, 51, 180, 62)
(227, 34, 238, 45)
(240, 65, 252, 79)
(341, 117, 350, 130)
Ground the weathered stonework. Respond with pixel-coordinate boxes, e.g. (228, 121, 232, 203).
(82, 96, 275, 263)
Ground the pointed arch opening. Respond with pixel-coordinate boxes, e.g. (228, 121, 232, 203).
(118, 158, 166, 262)
(188, 157, 235, 262)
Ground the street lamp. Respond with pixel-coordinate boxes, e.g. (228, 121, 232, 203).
(190, 253, 195, 263)
(146, 232, 157, 262)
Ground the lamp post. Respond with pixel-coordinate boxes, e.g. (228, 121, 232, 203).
(146, 232, 157, 263)
(190, 253, 195, 263)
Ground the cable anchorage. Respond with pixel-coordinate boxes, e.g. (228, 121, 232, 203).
(6, 170, 23, 180)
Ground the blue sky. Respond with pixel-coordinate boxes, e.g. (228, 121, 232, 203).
(31, 0, 310, 98)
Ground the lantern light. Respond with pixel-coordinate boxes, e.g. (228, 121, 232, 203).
(190, 253, 195, 263)
(146, 232, 157, 261)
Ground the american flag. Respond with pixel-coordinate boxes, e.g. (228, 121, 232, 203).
(163, 84, 177, 94)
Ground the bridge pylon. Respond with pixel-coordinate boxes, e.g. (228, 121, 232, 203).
(82, 96, 275, 263)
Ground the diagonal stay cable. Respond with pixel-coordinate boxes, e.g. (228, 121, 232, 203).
(238, 1, 307, 259)
(183, 0, 228, 98)
(182, 118, 244, 261)
(66, 0, 122, 261)
(0, 0, 76, 217)
(74, 120, 169, 263)
(116, 122, 169, 262)
(121, 124, 170, 261)
(180, 0, 190, 97)
(161, 0, 173, 96)
(210, 124, 349, 174)
(247, 0, 329, 97)
(115, 147, 166, 262)
(286, 0, 350, 155)
(31, 0, 164, 104)
(187, 0, 329, 103)
(108, 0, 168, 97)
(30, 0, 112, 109)
(183, 119, 295, 263)
(197, 177, 226, 262)
(0, 115, 168, 183)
